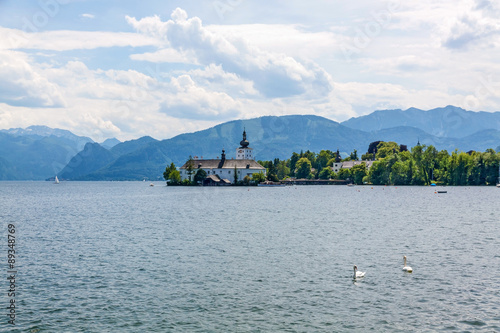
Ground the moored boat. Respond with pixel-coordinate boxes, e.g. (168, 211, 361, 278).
(258, 181, 284, 187)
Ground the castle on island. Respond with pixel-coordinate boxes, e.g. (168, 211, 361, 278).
(179, 130, 266, 185)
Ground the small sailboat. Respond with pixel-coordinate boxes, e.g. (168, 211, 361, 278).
(54, 176, 59, 184)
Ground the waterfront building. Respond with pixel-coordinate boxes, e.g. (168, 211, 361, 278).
(340, 160, 374, 170)
(179, 130, 266, 184)
(330, 149, 373, 173)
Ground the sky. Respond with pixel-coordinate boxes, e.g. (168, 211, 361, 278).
(1, 0, 500, 142)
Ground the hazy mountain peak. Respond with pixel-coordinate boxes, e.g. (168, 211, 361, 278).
(100, 138, 121, 149)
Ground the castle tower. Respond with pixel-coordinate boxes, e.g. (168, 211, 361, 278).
(236, 128, 254, 160)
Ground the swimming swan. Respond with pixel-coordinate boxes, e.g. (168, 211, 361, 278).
(403, 256, 413, 273)
(353, 265, 365, 279)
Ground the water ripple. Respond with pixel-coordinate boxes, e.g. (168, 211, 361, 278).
(1, 183, 499, 331)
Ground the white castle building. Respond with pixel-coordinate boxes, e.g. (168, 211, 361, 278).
(179, 130, 266, 185)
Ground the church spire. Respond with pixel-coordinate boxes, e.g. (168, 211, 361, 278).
(236, 128, 253, 160)
(240, 128, 250, 148)
(335, 149, 341, 163)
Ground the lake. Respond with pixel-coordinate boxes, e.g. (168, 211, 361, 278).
(1, 182, 499, 332)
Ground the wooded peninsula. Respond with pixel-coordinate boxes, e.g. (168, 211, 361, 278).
(164, 141, 500, 186)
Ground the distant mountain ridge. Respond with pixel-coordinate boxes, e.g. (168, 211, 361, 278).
(341, 105, 500, 138)
(1, 125, 93, 151)
(1, 106, 499, 180)
(0, 130, 93, 180)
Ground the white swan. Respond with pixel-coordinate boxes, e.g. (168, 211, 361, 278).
(403, 256, 413, 273)
(353, 265, 365, 279)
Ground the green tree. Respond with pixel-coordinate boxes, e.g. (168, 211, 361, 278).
(421, 145, 438, 185)
(350, 149, 359, 161)
(289, 152, 300, 177)
(434, 150, 450, 184)
(168, 170, 181, 185)
(185, 156, 195, 182)
(265, 160, 278, 181)
(447, 150, 473, 185)
(368, 141, 383, 155)
(276, 160, 290, 180)
(243, 175, 251, 185)
(397, 150, 411, 162)
(233, 166, 239, 184)
(390, 160, 409, 185)
(163, 162, 177, 181)
(302, 150, 316, 165)
(368, 160, 389, 185)
(351, 163, 367, 184)
(295, 157, 312, 179)
(194, 169, 207, 184)
(361, 152, 374, 161)
(252, 172, 266, 184)
(316, 150, 333, 172)
(318, 167, 332, 179)
(469, 152, 486, 185)
(336, 168, 351, 181)
(484, 150, 500, 184)
(327, 158, 337, 167)
(376, 142, 399, 159)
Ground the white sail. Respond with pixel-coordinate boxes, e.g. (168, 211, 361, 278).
(54, 176, 59, 184)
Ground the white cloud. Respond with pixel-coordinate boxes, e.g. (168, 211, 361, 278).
(0, 27, 159, 51)
(126, 8, 333, 99)
(130, 48, 198, 65)
(1, 3, 500, 142)
(160, 74, 242, 120)
(206, 24, 341, 60)
(80, 13, 95, 19)
(186, 64, 258, 97)
(442, 0, 500, 49)
(0, 50, 65, 107)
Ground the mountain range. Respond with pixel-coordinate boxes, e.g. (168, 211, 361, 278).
(0, 126, 120, 180)
(342, 105, 500, 138)
(0, 106, 499, 180)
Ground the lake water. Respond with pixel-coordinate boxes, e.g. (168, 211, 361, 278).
(1, 182, 499, 332)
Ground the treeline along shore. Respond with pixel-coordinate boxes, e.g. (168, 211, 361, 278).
(164, 141, 500, 186)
